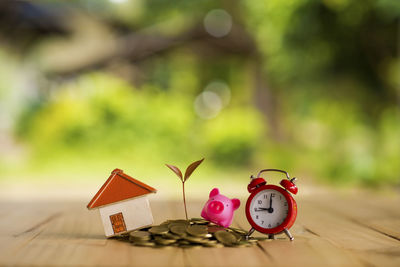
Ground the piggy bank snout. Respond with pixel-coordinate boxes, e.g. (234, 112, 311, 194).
(208, 200, 224, 214)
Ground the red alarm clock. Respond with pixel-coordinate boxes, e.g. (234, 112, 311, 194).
(245, 169, 298, 241)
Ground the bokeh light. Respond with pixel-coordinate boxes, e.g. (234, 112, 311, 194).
(204, 80, 231, 107)
(203, 9, 232, 38)
(194, 91, 223, 119)
(109, 0, 128, 4)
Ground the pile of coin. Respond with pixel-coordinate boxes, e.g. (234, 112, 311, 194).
(123, 218, 267, 248)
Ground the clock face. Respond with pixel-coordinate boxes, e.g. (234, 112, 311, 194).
(249, 189, 289, 229)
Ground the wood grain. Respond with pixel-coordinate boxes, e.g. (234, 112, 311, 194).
(0, 191, 399, 266)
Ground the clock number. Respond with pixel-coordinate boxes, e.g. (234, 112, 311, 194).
(271, 193, 275, 198)
(284, 202, 287, 206)
(263, 194, 267, 199)
(268, 224, 271, 228)
(262, 220, 264, 224)
(256, 215, 259, 219)
(258, 200, 262, 204)
(254, 207, 257, 212)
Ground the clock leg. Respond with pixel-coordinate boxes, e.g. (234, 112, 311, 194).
(283, 228, 294, 241)
(268, 234, 275, 239)
(245, 227, 255, 240)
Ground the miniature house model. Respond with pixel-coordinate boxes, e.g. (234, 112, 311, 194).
(87, 169, 157, 237)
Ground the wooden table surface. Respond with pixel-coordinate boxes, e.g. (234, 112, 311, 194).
(1, 190, 399, 267)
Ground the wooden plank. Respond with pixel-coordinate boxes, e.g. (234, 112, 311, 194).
(183, 246, 272, 267)
(0, 202, 61, 235)
(0, 202, 65, 266)
(0, 194, 399, 267)
(367, 219, 400, 240)
(0, 201, 185, 267)
(233, 204, 364, 267)
(299, 198, 400, 266)
(353, 247, 400, 267)
(305, 193, 400, 240)
(299, 199, 399, 250)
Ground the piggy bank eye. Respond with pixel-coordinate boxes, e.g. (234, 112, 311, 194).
(226, 204, 228, 207)
(211, 198, 214, 200)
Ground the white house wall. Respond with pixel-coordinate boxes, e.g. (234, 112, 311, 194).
(99, 196, 153, 237)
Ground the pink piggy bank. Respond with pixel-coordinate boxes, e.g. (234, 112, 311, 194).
(201, 188, 240, 228)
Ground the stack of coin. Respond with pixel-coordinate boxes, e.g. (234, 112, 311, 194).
(122, 218, 267, 248)
(127, 231, 151, 246)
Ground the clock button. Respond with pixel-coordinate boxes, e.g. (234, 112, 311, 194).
(280, 179, 298, 194)
(248, 178, 267, 193)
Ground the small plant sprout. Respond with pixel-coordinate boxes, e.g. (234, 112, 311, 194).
(166, 158, 204, 220)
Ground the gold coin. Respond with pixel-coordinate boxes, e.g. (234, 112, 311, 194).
(120, 218, 262, 249)
(187, 225, 208, 237)
(179, 240, 191, 245)
(214, 231, 238, 246)
(170, 219, 190, 224)
(190, 218, 209, 225)
(228, 227, 248, 235)
(132, 241, 156, 247)
(162, 233, 181, 240)
(170, 225, 187, 236)
(183, 235, 207, 244)
(154, 237, 177, 245)
(129, 231, 151, 241)
(168, 221, 190, 229)
(149, 225, 169, 235)
(230, 231, 243, 241)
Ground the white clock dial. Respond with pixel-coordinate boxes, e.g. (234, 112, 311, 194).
(249, 189, 289, 229)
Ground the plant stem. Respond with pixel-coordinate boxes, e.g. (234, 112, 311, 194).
(182, 182, 188, 220)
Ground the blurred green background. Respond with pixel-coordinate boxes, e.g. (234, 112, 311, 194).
(0, 0, 399, 198)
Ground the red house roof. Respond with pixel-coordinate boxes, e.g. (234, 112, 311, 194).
(87, 169, 157, 209)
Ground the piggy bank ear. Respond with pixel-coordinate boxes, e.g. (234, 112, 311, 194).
(231, 198, 240, 210)
(209, 188, 219, 198)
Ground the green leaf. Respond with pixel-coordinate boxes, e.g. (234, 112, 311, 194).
(184, 158, 204, 182)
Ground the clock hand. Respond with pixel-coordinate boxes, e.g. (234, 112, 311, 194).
(268, 194, 274, 213)
(254, 208, 269, 212)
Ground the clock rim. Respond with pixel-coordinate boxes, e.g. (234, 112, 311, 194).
(245, 184, 297, 234)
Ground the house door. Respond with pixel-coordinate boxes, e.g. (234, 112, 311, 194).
(109, 212, 127, 234)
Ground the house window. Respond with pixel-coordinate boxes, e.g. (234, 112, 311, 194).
(110, 212, 127, 234)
